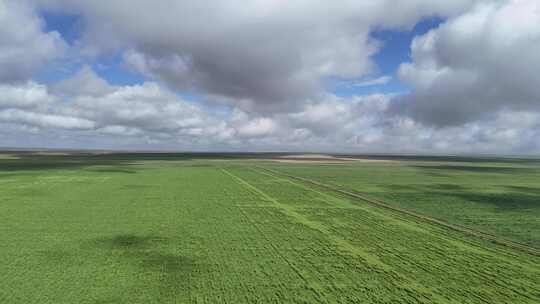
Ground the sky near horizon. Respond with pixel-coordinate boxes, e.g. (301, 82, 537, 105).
(0, 0, 539, 154)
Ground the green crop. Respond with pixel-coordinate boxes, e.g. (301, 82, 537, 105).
(263, 157, 540, 247)
(0, 153, 538, 303)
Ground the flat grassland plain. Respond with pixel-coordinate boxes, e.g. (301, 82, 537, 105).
(0, 152, 539, 303)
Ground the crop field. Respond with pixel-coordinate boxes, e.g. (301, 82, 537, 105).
(263, 156, 540, 248)
(0, 153, 539, 303)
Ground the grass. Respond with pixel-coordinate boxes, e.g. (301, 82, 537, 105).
(0, 153, 539, 303)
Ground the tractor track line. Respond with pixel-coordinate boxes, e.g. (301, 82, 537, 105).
(255, 166, 540, 257)
(222, 168, 452, 302)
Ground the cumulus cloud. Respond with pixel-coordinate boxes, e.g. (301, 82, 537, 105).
(36, 0, 477, 112)
(68, 82, 216, 135)
(393, 0, 540, 126)
(0, 82, 54, 109)
(0, 68, 235, 146)
(51, 65, 114, 97)
(0, 68, 539, 154)
(232, 115, 278, 138)
(0, 0, 67, 83)
(0, 109, 94, 130)
(0, 82, 94, 130)
(1, 1, 540, 154)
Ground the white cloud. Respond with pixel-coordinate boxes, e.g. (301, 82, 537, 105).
(0, 109, 95, 130)
(393, 0, 540, 126)
(0, 70, 539, 154)
(235, 117, 278, 138)
(36, 0, 477, 113)
(51, 65, 114, 97)
(0, 0, 67, 83)
(347, 76, 392, 87)
(0, 82, 54, 108)
(0, 69, 227, 140)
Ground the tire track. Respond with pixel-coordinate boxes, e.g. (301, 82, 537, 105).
(222, 168, 452, 303)
(256, 166, 540, 257)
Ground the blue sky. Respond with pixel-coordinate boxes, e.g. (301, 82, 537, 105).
(41, 10, 81, 45)
(332, 17, 444, 97)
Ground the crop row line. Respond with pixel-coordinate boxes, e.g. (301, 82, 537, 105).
(255, 166, 540, 257)
(220, 168, 329, 300)
(222, 168, 453, 302)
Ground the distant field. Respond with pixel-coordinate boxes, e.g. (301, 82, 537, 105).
(263, 156, 540, 248)
(0, 153, 539, 303)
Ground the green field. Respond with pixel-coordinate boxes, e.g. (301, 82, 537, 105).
(0, 153, 539, 303)
(264, 156, 540, 247)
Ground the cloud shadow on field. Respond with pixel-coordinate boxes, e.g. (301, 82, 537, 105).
(90, 234, 199, 301)
(141, 253, 199, 298)
(424, 183, 467, 191)
(39, 234, 199, 301)
(506, 186, 540, 195)
(379, 185, 539, 211)
(92, 234, 168, 250)
(450, 192, 540, 211)
(375, 181, 540, 211)
(92, 298, 123, 304)
(413, 165, 538, 174)
(88, 168, 137, 174)
(377, 184, 417, 192)
(421, 171, 450, 178)
(377, 183, 467, 192)
(0, 153, 137, 173)
(0, 151, 283, 173)
(339, 154, 540, 164)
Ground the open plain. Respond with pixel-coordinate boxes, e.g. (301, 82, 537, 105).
(0, 152, 539, 303)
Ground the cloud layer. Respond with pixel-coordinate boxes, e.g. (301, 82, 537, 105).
(0, 0, 539, 154)
(36, 0, 476, 112)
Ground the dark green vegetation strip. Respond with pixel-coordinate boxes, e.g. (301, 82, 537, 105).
(1, 154, 539, 303)
(257, 166, 540, 257)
